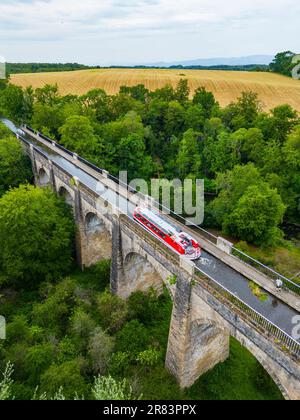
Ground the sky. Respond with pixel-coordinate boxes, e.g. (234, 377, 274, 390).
(0, 0, 299, 65)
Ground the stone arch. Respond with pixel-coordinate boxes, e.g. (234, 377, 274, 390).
(122, 251, 165, 298)
(184, 289, 293, 397)
(58, 186, 74, 206)
(38, 167, 50, 186)
(80, 211, 112, 267)
(232, 333, 293, 400)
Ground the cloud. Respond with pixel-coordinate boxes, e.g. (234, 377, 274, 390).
(0, 0, 298, 63)
(0, 0, 288, 38)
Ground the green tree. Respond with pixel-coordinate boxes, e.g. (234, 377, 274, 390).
(110, 93, 144, 120)
(223, 92, 262, 130)
(269, 105, 298, 144)
(193, 87, 218, 119)
(23, 86, 34, 121)
(209, 163, 262, 226)
(203, 131, 241, 175)
(260, 140, 283, 175)
(99, 111, 146, 173)
(224, 183, 286, 246)
(204, 117, 224, 137)
(60, 98, 83, 122)
(31, 103, 64, 139)
(0, 74, 9, 91)
(81, 89, 111, 123)
(165, 101, 185, 138)
(284, 125, 300, 169)
(0, 185, 75, 287)
(282, 125, 300, 222)
(175, 79, 190, 104)
(143, 99, 169, 142)
(230, 128, 265, 164)
(0, 135, 32, 196)
(151, 85, 175, 102)
(35, 84, 60, 106)
(59, 115, 102, 158)
(270, 51, 296, 76)
(0, 84, 26, 123)
(184, 104, 205, 132)
(119, 84, 149, 103)
(117, 133, 153, 180)
(177, 129, 201, 177)
(0, 121, 12, 138)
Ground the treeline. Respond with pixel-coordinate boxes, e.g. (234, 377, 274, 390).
(6, 63, 92, 74)
(6, 51, 300, 77)
(0, 77, 299, 247)
(6, 62, 270, 75)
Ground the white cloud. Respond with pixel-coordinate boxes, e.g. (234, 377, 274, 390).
(0, 0, 298, 63)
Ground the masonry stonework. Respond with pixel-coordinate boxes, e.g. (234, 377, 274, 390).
(23, 145, 300, 400)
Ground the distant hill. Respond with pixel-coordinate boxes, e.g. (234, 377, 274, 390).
(148, 55, 274, 67)
(6, 56, 274, 75)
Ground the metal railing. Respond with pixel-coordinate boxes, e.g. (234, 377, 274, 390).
(22, 124, 300, 296)
(38, 133, 52, 144)
(107, 173, 300, 295)
(17, 128, 300, 358)
(78, 156, 103, 175)
(194, 265, 300, 357)
(231, 247, 300, 295)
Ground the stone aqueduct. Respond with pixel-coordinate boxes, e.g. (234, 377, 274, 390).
(20, 135, 300, 400)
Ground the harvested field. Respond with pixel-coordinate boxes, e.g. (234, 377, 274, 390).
(11, 68, 300, 112)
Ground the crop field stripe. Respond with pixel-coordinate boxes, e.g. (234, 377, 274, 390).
(11, 68, 300, 112)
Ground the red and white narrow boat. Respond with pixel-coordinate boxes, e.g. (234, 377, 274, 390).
(133, 206, 201, 260)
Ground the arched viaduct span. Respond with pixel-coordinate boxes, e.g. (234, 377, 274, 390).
(16, 127, 300, 400)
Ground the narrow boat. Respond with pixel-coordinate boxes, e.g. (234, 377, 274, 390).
(133, 206, 201, 260)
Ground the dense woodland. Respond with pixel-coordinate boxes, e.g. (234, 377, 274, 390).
(0, 137, 283, 399)
(1, 73, 300, 247)
(0, 68, 299, 399)
(6, 63, 92, 75)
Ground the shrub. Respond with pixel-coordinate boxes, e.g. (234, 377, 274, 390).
(0, 362, 14, 400)
(88, 327, 115, 375)
(92, 375, 141, 400)
(116, 320, 151, 356)
(40, 359, 88, 400)
(96, 290, 128, 333)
